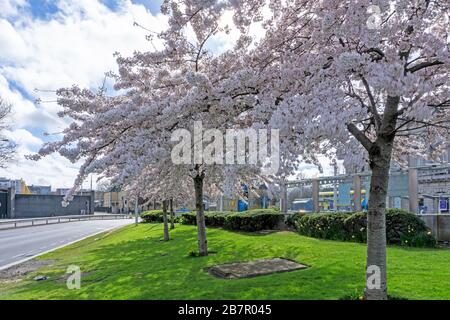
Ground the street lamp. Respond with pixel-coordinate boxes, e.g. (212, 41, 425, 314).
(134, 193, 139, 226)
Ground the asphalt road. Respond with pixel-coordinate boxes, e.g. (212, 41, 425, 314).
(0, 219, 133, 270)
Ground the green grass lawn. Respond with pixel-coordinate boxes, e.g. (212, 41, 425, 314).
(1, 224, 449, 300)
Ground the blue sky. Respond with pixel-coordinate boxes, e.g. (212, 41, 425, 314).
(0, 0, 168, 187)
(102, 0, 163, 14)
(28, 0, 59, 19)
(0, 0, 333, 189)
(23, 0, 163, 19)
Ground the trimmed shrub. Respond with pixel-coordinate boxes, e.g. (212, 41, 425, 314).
(386, 208, 429, 245)
(286, 212, 306, 228)
(400, 231, 437, 247)
(205, 211, 230, 226)
(141, 210, 179, 224)
(223, 211, 283, 232)
(181, 211, 229, 226)
(343, 209, 432, 246)
(296, 212, 350, 241)
(180, 212, 197, 225)
(140, 210, 164, 223)
(247, 208, 280, 214)
(343, 212, 368, 243)
(295, 209, 436, 248)
(180, 209, 283, 232)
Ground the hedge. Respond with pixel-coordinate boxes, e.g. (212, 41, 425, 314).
(140, 210, 164, 223)
(224, 210, 283, 232)
(181, 209, 283, 232)
(343, 208, 436, 247)
(296, 212, 351, 241)
(141, 210, 179, 224)
(179, 211, 229, 226)
(294, 209, 436, 247)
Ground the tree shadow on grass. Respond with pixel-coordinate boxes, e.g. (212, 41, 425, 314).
(69, 227, 364, 299)
(204, 226, 286, 237)
(3, 225, 369, 300)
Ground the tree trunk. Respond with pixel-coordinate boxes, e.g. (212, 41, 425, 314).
(348, 96, 399, 300)
(169, 198, 175, 229)
(193, 174, 208, 256)
(162, 200, 170, 241)
(365, 148, 390, 299)
(364, 102, 397, 300)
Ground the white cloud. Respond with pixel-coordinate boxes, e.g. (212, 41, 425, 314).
(1, 0, 167, 92)
(0, 19, 28, 62)
(4, 128, 43, 149)
(0, 0, 27, 18)
(0, 0, 167, 189)
(0, 0, 333, 190)
(0, 127, 80, 188)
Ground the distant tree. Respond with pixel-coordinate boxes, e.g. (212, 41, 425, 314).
(0, 98, 15, 167)
(96, 180, 112, 192)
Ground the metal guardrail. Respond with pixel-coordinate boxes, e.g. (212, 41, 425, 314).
(0, 214, 132, 230)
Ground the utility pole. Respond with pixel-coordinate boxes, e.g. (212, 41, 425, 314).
(312, 179, 320, 213)
(280, 178, 288, 213)
(219, 193, 224, 211)
(135, 193, 139, 226)
(333, 160, 338, 212)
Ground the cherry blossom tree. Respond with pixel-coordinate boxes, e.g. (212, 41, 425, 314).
(189, 0, 449, 299)
(28, 0, 269, 257)
(111, 4, 270, 255)
(27, 0, 448, 300)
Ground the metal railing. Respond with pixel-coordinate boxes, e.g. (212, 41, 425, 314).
(0, 214, 132, 230)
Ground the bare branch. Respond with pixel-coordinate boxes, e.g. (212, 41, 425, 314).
(360, 76, 381, 129)
(0, 97, 16, 167)
(407, 60, 444, 73)
(347, 123, 373, 151)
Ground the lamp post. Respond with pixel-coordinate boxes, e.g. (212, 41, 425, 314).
(333, 160, 338, 212)
(134, 193, 139, 226)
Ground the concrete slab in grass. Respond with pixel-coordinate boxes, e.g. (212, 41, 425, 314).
(206, 258, 308, 279)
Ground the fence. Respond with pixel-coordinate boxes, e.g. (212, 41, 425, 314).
(0, 214, 131, 231)
(282, 164, 450, 215)
(418, 214, 450, 242)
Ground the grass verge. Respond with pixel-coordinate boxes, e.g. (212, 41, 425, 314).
(0, 224, 449, 300)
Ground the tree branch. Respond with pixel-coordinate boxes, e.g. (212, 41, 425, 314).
(407, 60, 444, 73)
(347, 123, 373, 151)
(360, 76, 381, 129)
